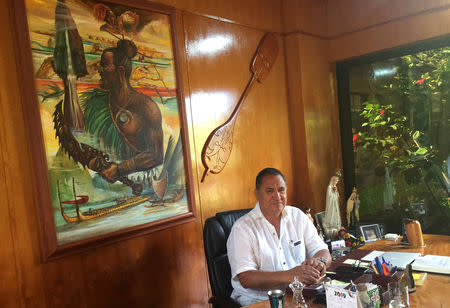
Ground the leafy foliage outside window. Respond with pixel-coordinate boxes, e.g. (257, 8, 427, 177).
(349, 45, 450, 234)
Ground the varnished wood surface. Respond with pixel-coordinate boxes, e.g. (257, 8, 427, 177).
(282, 0, 327, 37)
(327, 0, 450, 38)
(163, 0, 283, 33)
(328, 3, 450, 62)
(1, 0, 450, 307)
(284, 33, 343, 212)
(1, 0, 288, 307)
(245, 234, 450, 308)
(183, 11, 294, 222)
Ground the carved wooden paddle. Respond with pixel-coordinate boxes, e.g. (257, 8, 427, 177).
(200, 33, 278, 182)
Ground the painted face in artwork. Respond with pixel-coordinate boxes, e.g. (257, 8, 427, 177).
(99, 51, 119, 89)
(255, 174, 287, 217)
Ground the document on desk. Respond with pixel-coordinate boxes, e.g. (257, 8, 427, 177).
(361, 251, 420, 269)
(380, 252, 421, 269)
(412, 255, 450, 274)
(361, 251, 385, 262)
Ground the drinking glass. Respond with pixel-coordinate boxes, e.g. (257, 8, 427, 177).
(388, 282, 409, 308)
(267, 289, 285, 308)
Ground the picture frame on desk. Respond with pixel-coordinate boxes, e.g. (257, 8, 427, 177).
(360, 224, 382, 243)
(355, 222, 385, 237)
(11, 0, 196, 260)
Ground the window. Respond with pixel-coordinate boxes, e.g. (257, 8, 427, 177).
(337, 36, 450, 235)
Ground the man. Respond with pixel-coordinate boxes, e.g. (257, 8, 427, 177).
(227, 168, 331, 305)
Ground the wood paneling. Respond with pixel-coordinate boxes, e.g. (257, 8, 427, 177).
(1, 1, 47, 306)
(156, 0, 282, 32)
(2, 0, 286, 307)
(328, 2, 450, 62)
(183, 11, 294, 221)
(284, 33, 342, 213)
(2, 0, 449, 306)
(282, 0, 328, 37)
(327, 0, 450, 38)
(283, 36, 311, 208)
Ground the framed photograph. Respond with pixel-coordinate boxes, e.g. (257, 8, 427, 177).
(12, 0, 196, 259)
(360, 224, 381, 243)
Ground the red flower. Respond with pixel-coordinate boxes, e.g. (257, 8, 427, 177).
(352, 134, 358, 147)
(345, 241, 352, 247)
(415, 78, 427, 85)
(380, 110, 385, 115)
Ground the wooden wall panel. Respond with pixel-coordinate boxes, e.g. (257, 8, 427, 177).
(283, 37, 311, 209)
(1, 0, 47, 306)
(284, 33, 342, 213)
(183, 11, 294, 221)
(0, 43, 20, 306)
(327, 0, 450, 38)
(155, 0, 282, 32)
(299, 34, 342, 211)
(328, 3, 450, 62)
(2, 0, 286, 307)
(0, 10, 20, 302)
(3, 0, 449, 307)
(282, 0, 328, 37)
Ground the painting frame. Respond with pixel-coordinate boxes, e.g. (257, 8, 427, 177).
(11, 0, 196, 260)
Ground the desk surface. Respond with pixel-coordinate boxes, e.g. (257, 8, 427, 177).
(244, 234, 450, 308)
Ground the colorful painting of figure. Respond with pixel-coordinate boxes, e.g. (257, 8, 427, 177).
(25, 0, 190, 245)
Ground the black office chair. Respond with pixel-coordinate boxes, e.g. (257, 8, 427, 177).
(314, 211, 325, 234)
(203, 208, 251, 308)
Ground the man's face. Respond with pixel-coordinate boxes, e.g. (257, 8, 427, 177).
(99, 51, 118, 89)
(255, 174, 287, 217)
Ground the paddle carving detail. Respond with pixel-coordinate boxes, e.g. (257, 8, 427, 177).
(201, 33, 278, 182)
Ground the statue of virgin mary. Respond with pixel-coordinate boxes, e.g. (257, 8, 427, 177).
(322, 174, 342, 239)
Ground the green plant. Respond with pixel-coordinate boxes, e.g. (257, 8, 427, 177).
(357, 101, 431, 172)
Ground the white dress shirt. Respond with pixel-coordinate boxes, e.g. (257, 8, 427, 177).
(227, 203, 328, 305)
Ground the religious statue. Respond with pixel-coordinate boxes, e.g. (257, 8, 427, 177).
(305, 207, 315, 224)
(322, 171, 342, 239)
(346, 187, 360, 227)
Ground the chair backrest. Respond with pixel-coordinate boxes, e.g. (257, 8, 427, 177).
(203, 208, 251, 300)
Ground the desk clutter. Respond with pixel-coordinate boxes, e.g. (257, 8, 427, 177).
(316, 266, 410, 307)
(312, 249, 427, 307)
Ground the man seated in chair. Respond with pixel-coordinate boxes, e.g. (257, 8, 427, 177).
(227, 168, 331, 306)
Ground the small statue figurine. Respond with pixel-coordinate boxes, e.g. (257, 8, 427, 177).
(289, 276, 307, 308)
(322, 170, 342, 239)
(346, 187, 360, 227)
(305, 207, 314, 224)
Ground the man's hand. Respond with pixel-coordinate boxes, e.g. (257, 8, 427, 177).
(289, 264, 322, 285)
(302, 257, 327, 277)
(100, 163, 119, 183)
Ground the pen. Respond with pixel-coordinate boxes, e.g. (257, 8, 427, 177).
(382, 263, 391, 276)
(371, 264, 380, 275)
(375, 257, 383, 275)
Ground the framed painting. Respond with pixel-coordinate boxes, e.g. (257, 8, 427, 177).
(11, 0, 196, 260)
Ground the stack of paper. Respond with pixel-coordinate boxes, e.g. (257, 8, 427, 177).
(412, 255, 450, 274)
(361, 251, 421, 269)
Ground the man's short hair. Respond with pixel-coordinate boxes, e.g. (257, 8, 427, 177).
(255, 168, 286, 190)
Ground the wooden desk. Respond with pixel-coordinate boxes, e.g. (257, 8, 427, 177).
(244, 234, 450, 308)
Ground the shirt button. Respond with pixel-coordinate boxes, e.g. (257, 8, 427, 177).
(283, 262, 286, 265)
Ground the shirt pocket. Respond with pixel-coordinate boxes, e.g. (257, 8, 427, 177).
(289, 238, 305, 264)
